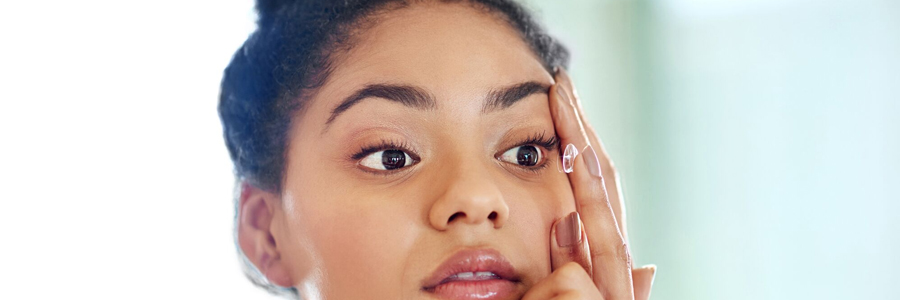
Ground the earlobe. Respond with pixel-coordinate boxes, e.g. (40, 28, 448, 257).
(236, 182, 293, 288)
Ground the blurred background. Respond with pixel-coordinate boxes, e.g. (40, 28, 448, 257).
(525, 0, 900, 299)
(1, 0, 896, 299)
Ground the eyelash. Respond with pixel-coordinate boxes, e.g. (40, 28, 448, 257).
(350, 133, 559, 174)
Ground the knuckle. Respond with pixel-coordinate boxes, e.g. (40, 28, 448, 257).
(575, 182, 606, 204)
(603, 163, 619, 179)
(623, 243, 633, 269)
(591, 240, 631, 267)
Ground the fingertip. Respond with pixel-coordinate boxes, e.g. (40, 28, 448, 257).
(549, 214, 560, 247)
(633, 264, 657, 300)
(555, 211, 583, 248)
(550, 212, 591, 274)
(556, 65, 568, 77)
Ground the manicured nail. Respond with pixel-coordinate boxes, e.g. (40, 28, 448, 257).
(634, 264, 657, 300)
(643, 264, 657, 291)
(562, 143, 578, 173)
(555, 211, 583, 247)
(584, 145, 601, 178)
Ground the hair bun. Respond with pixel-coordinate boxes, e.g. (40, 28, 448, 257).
(256, 0, 298, 26)
(256, 0, 291, 14)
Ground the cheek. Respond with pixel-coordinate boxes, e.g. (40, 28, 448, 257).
(544, 169, 577, 212)
(502, 169, 576, 276)
(306, 199, 418, 298)
(510, 169, 575, 221)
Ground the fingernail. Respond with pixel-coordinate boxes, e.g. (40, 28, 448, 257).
(556, 211, 583, 247)
(562, 143, 578, 173)
(644, 264, 657, 287)
(584, 145, 601, 178)
(634, 265, 657, 300)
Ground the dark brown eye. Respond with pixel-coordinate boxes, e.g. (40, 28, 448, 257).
(381, 149, 406, 170)
(360, 149, 413, 170)
(499, 145, 543, 167)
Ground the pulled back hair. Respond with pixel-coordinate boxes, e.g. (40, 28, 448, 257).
(219, 0, 569, 297)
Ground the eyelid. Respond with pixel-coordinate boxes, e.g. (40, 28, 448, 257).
(499, 132, 559, 155)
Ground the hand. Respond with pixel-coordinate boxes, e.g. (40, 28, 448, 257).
(522, 68, 656, 300)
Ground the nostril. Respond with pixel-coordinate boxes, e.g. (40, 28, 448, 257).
(448, 212, 465, 223)
(488, 212, 497, 220)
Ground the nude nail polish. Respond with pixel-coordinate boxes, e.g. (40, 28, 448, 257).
(556, 211, 583, 247)
(584, 145, 601, 178)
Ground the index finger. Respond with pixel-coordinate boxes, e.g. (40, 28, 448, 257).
(556, 67, 630, 247)
(549, 69, 634, 300)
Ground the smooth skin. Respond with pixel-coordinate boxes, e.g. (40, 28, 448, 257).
(236, 2, 655, 299)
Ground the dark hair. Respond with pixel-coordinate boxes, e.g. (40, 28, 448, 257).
(219, 0, 569, 194)
(219, 0, 569, 297)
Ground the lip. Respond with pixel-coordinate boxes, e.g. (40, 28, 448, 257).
(422, 248, 521, 300)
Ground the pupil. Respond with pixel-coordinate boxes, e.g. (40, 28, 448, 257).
(516, 146, 539, 166)
(381, 150, 406, 170)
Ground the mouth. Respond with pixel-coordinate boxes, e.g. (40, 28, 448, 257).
(422, 248, 521, 300)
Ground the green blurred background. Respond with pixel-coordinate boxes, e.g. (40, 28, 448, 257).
(523, 0, 899, 299)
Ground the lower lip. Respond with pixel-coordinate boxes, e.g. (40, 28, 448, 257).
(429, 279, 518, 300)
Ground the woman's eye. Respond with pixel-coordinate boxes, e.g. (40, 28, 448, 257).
(359, 149, 415, 171)
(499, 145, 543, 167)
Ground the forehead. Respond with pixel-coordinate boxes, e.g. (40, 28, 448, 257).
(311, 2, 551, 112)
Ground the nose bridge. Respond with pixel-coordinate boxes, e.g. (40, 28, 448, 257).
(428, 154, 510, 231)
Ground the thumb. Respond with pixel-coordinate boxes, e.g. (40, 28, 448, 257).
(551, 211, 592, 275)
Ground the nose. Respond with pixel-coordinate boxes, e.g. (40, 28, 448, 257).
(428, 164, 510, 231)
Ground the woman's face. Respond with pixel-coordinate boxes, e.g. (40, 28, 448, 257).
(273, 3, 575, 299)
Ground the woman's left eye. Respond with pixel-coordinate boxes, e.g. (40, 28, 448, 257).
(499, 145, 544, 167)
(359, 149, 416, 171)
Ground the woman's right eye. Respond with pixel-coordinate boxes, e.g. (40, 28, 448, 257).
(359, 149, 416, 171)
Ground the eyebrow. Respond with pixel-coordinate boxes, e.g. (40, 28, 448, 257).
(325, 84, 436, 125)
(482, 81, 550, 113)
(324, 81, 550, 128)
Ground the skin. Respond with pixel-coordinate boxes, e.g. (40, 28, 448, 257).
(237, 2, 656, 299)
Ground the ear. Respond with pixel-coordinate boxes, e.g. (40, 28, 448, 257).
(237, 181, 293, 288)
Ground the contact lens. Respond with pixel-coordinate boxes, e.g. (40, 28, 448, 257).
(561, 143, 578, 173)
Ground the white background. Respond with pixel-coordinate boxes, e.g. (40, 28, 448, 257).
(0, 0, 281, 298)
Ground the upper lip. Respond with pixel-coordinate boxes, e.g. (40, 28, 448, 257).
(422, 248, 521, 290)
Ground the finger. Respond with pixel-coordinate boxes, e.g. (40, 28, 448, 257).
(559, 68, 644, 300)
(551, 211, 592, 275)
(556, 67, 629, 244)
(522, 262, 604, 300)
(550, 71, 633, 299)
(632, 265, 657, 300)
